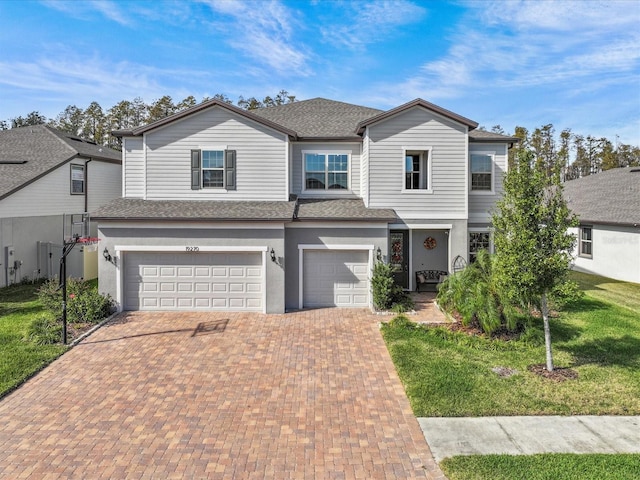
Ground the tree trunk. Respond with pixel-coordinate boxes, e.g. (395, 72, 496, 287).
(541, 293, 554, 371)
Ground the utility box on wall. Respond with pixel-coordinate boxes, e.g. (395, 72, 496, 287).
(4, 245, 15, 268)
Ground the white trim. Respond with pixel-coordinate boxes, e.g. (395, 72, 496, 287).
(301, 149, 352, 194)
(143, 133, 148, 200)
(115, 245, 269, 314)
(115, 245, 269, 252)
(297, 244, 375, 309)
(401, 146, 433, 194)
(285, 135, 290, 201)
(394, 212, 468, 220)
(286, 222, 387, 229)
(389, 223, 453, 230)
(469, 151, 496, 194)
(464, 127, 469, 218)
(99, 221, 285, 230)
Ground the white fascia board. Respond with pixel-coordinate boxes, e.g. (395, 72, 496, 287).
(285, 135, 291, 201)
(286, 221, 387, 229)
(98, 221, 285, 230)
(115, 245, 269, 253)
(389, 223, 453, 230)
(297, 244, 375, 251)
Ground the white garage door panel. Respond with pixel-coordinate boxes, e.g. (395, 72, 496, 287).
(124, 252, 263, 311)
(303, 250, 370, 308)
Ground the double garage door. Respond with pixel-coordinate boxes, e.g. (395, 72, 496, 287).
(124, 252, 263, 311)
(303, 250, 370, 308)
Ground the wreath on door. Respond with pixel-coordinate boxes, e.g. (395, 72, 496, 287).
(423, 236, 437, 250)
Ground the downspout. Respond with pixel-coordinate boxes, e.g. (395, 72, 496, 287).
(84, 158, 93, 214)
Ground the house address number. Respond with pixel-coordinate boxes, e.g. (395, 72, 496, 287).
(185, 246, 200, 252)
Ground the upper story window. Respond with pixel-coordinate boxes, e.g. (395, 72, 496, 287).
(470, 154, 493, 191)
(579, 226, 593, 258)
(191, 149, 236, 190)
(404, 150, 430, 190)
(304, 152, 349, 190)
(70, 164, 85, 195)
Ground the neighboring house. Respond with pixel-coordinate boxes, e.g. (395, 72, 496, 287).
(94, 98, 517, 313)
(563, 167, 640, 284)
(0, 125, 122, 287)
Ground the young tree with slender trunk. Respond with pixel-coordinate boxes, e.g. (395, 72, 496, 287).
(492, 149, 578, 371)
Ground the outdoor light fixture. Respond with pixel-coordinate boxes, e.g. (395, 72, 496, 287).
(270, 248, 276, 262)
(376, 246, 382, 261)
(103, 247, 116, 265)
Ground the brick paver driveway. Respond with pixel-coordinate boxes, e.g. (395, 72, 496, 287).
(0, 310, 444, 479)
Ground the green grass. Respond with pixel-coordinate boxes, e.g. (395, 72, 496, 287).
(0, 282, 67, 398)
(382, 274, 640, 416)
(570, 271, 640, 313)
(440, 454, 640, 480)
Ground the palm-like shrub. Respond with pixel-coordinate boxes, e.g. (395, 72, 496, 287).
(437, 250, 520, 334)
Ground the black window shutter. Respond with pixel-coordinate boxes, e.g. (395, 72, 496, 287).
(225, 150, 236, 190)
(191, 150, 201, 190)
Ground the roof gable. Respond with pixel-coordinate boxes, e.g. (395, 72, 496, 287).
(0, 125, 121, 200)
(112, 99, 298, 139)
(356, 98, 479, 134)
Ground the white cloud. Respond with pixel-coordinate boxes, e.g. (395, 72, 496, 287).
(42, 0, 131, 26)
(320, 0, 427, 50)
(0, 49, 208, 113)
(199, 0, 311, 76)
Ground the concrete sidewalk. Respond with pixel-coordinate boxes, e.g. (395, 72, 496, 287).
(418, 416, 640, 462)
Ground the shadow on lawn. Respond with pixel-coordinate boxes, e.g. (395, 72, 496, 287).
(561, 335, 640, 369)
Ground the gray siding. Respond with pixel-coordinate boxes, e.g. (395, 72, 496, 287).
(142, 107, 288, 201)
(98, 224, 285, 313)
(468, 143, 508, 223)
(290, 142, 362, 197)
(123, 137, 144, 198)
(0, 160, 120, 218)
(284, 225, 388, 310)
(367, 107, 468, 220)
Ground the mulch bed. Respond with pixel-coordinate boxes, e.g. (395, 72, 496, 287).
(527, 363, 578, 382)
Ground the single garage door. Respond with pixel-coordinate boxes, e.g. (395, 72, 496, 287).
(303, 250, 369, 308)
(124, 252, 263, 311)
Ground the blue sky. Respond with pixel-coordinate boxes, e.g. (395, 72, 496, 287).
(1, 0, 639, 144)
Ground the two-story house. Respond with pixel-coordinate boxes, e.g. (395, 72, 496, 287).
(0, 125, 121, 288)
(93, 98, 516, 313)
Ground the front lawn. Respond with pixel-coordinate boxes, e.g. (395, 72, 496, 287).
(0, 282, 67, 397)
(382, 274, 640, 416)
(440, 453, 640, 480)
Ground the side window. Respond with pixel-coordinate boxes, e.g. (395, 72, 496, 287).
(191, 149, 236, 190)
(579, 226, 593, 258)
(470, 154, 493, 191)
(70, 164, 85, 195)
(404, 150, 429, 190)
(469, 232, 491, 263)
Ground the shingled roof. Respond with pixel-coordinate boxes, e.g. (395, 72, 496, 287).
(469, 129, 520, 144)
(0, 125, 121, 200)
(295, 198, 397, 222)
(563, 168, 640, 227)
(92, 198, 297, 222)
(252, 98, 383, 139)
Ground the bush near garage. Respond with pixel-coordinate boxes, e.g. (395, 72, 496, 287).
(37, 278, 114, 325)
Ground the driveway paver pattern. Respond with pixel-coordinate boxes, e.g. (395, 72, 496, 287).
(0, 310, 444, 479)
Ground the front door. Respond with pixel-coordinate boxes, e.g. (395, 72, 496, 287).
(390, 230, 409, 289)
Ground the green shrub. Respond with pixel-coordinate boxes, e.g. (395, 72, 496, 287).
(371, 262, 414, 311)
(26, 314, 61, 345)
(437, 250, 522, 334)
(38, 278, 113, 324)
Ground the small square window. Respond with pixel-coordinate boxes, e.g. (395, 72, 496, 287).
(469, 232, 491, 263)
